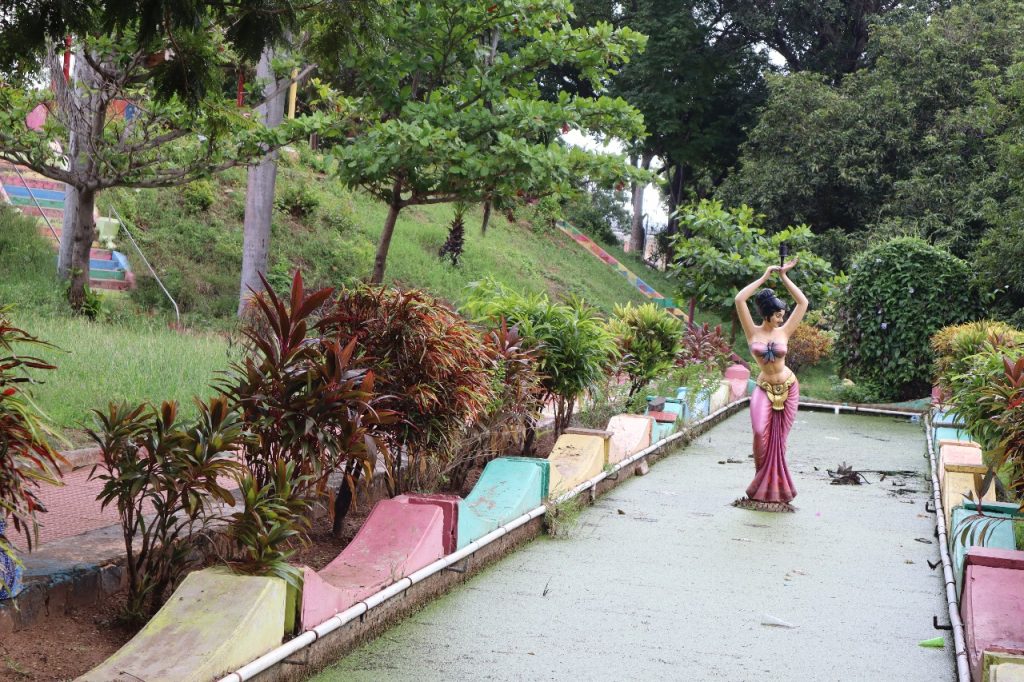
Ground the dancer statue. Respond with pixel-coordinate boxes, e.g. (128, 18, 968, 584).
(732, 258, 807, 512)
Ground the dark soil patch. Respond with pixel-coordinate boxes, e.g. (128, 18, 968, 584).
(2, 509, 373, 680)
(0, 594, 138, 681)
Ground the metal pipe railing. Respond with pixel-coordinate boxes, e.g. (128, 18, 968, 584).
(9, 165, 60, 241)
(925, 415, 971, 681)
(108, 206, 180, 326)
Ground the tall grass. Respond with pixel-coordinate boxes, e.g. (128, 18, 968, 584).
(0, 209, 231, 439)
(11, 311, 231, 437)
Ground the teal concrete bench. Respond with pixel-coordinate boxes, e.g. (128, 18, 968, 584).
(457, 457, 550, 549)
(932, 407, 965, 428)
(646, 397, 683, 441)
(951, 501, 1022, 597)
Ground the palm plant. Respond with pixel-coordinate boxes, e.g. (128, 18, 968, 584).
(607, 303, 684, 398)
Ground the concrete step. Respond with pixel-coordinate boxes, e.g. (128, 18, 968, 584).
(18, 205, 64, 219)
(90, 271, 135, 291)
(0, 173, 65, 192)
(9, 194, 64, 210)
(2, 185, 65, 202)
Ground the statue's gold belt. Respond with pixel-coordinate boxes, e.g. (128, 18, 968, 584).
(756, 376, 796, 411)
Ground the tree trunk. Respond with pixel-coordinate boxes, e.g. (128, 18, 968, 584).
(238, 48, 287, 316)
(480, 200, 492, 235)
(58, 50, 90, 279)
(629, 151, 653, 255)
(67, 187, 96, 310)
(370, 179, 404, 284)
(665, 161, 686, 239)
(58, 183, 79, 278)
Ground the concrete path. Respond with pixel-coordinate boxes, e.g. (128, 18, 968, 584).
(311, 410, 955, 681)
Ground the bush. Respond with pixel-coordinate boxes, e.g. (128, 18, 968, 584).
(787, 323, 834, 373)
(226, 460, 310, 589)
(678, 322, 732, 370)
(89, 397, 245, 620)
(220, 273, 391, 521)
(450, 322, 545, 484)
(275, 184, 320, 218)
(323, 285, 496, 494)
(835, 237, 976, 400)
(463, 279, 618, 439)
(931, 320, 1024, 390)
(607, 303, 684, 398)
(182, 180, 216, 213)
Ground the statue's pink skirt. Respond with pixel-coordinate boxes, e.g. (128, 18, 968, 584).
(746, 379, 798, 503)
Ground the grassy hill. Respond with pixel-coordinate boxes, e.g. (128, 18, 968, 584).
(1, 151, 688, 441)
(103, 149, 681, 323)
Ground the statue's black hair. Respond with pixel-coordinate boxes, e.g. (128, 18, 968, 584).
(754, 288, 787, 320)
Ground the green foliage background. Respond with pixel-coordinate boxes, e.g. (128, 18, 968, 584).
(835, 237, 976, 399)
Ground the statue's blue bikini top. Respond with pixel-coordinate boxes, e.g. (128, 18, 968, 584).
(750, 341, 787, 362)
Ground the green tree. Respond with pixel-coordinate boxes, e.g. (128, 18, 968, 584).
(669, 199, 839, 340)
(313, 0, 648, 284)
(553, 0, 768, 235)
(721, 0, 947, 82)
(717, 0, 1023, 260)
(0, 31, 318, 311)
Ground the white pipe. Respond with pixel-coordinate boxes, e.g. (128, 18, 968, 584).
(925, 417, 971, 681)
(218, 398, 747, 682)
(799, 400, 922, 418)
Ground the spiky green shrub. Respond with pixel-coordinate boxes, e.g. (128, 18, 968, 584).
(463, 279, 618, 439)
(931, 320, 1024, 390)
(607, 303, 684, 398)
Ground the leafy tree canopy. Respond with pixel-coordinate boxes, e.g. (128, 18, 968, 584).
(717, 0, 1024, 259)
(311, 0, 650, 283)
(669, 199, 840, 340)
(0, 0, 298, 103)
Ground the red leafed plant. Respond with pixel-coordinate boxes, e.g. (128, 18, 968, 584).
(445, 320, 545, 487)
(677, 322, 732, 370)
(220, 273, 394, 536)
(322, 286, 496, 497)
(0, 307, 66, 559)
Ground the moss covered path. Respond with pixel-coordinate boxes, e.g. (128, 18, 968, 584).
(312, 410, 953, 681)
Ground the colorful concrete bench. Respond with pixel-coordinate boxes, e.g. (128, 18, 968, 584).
(547, 431, 609, 497)
(932, 406, 965, 428)
(300, 493, 457, 629)
(724, 364, 751, 401)
(674, 388, 710, 421)
(951, 501, 1022, 596)
(941, 447, 995, 532)
(933, 425, 979, 454)
(989, 654, 1024, 681)
(939, 442, 984, 489)
(605, 414, 654, 464)
(457, 457, 549, 549)
(708, 380, 732, 413)
(80, 567, 287, 681)
(646, 408, 679, 443)
(961, 547, 1024, 682)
